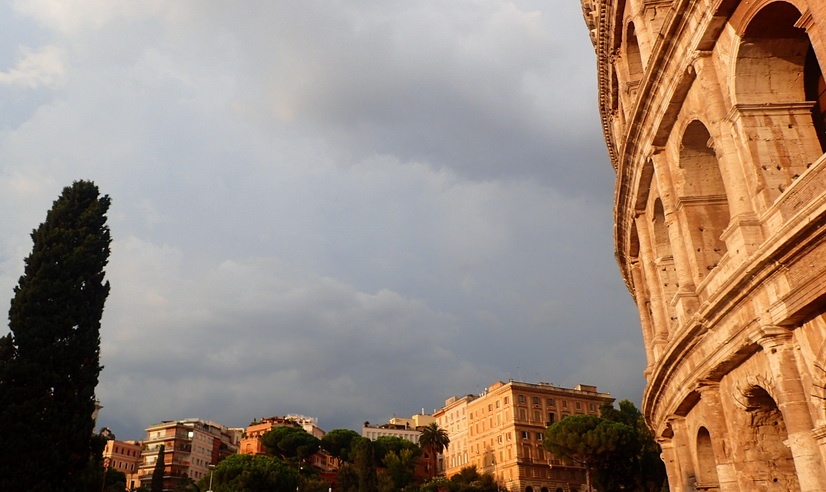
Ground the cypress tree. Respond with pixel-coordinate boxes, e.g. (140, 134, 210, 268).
(0, 180, 111, 491)
(151, 444, 166, 492)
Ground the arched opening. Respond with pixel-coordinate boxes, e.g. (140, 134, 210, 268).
(805, 47, 826, 153)
(652, 198, 678, 329)
(652, 199, 670, 261)
(541, 488, 549, 492)
(677, 120, 730, 280)
(696, 427, 719, 487)
(625, 22, 644, 82)
(733, 2, 820, 205)
(742, 386, 799, 489)
(525, 487, 534, 492)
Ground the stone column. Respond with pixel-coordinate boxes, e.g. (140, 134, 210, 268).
(649, 148, 699, 325)
(696, 381, 738, 492)
(634, 212, 671, 357)
(750, 326, 826, 492)
(629, 259, 656, 370)
(669, 416, 697, 492)
(658, 438, 681, 492)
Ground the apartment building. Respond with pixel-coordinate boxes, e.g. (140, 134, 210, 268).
(137, 419, 241, 490)
(103, 438, 142, 490)
(362, 413, 436, 445)
(435, 381, 613, 492)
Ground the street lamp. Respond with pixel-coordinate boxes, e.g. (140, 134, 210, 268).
(207, 464, 216, 492)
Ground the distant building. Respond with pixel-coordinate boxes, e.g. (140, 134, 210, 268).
(137, 419, 241, 490)
(102, 438, 142, 491)
(435, 380, 613, 492)
(240, 414, 324, 455)
(362, 412, 437, 444)
(239, 414, 338, 477)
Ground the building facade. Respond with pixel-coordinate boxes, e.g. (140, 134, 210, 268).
(137, 419, 241, 490)
(581, 0, 826, 490)
(362, 413, 437, 445)
(103, 438, 142, 490)
(435, 381, 613, 492)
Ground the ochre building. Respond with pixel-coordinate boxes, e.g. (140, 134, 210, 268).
(581, 0, 826, 490)
(435, 381, 613, 492)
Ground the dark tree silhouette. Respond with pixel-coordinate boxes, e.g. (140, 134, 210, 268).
(0, 181, 111, 491)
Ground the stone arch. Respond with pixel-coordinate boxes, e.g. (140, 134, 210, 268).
(737, 385, 800, 490)
(804, 46, 826, 152)
(695, 426, 720, 488)
(734, 2, 808, 104)
(540, 488, 549, 492)
(730, 1, 822, 207)
(525, 487, 534, 492)
(674, 120, 730, 280)
(625, 21, 644, 84)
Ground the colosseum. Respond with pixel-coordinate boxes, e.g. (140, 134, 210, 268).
(581, 0, 826, 490)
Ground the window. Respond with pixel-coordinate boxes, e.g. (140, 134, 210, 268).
(589, 403, 596, 412)
(533, 396, 540, 405)
(504, 397, 509, 405)
(575, 401, 581, 410)
(496, 400, 500, 409)
(522, 431, 529, 440)
(562, 401, 568, 409)
(537, 432, 543, 441)
(548, 413, 555, 424)
(519, 395, 526, 404)
(547, 398, 555, 406)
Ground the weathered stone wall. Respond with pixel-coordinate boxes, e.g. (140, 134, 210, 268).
(581, 0, 826, 490)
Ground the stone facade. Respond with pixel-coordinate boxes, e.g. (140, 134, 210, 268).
(581, 0, 826, 490)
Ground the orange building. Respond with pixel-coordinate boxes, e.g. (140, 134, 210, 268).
(103, 438, 142, 490)
(435, 380, 613, 492)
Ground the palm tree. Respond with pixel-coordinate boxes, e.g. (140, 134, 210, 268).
(419, 423, 450, 479)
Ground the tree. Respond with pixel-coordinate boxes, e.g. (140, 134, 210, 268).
(382, 447, 420, 491)
(374, 435, 421, 463)
(544, 414, 636, 492)
(419, 423, 450, 478)
(321, 428, 362, 464)
(354, 438, 379, 492)
(0, 180, 111, 491)
(600, 400, 668, 492)
(444, 466, 503, 492)
(261, 425, 321, 461)
(151, 445, 166, 492)
(196, 454, 299, 492)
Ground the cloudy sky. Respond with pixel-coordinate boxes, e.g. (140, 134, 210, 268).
(0, 0, 645, 440)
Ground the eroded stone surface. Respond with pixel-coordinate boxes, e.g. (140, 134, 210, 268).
(582, 0, 826, 490)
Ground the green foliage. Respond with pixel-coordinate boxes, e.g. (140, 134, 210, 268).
(0, 181, 111, 491)
(354, 438, 379, 492)
(374, 435, 421, 463)
(382, 447, 420, 490)
(545, 400, 668, 492)
(197, 453, 299, 492)
(261, 426, 321, 460)
(320, 428, 362, 463)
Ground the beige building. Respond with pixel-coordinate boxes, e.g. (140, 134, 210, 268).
(582, 0, 826, 490)
(137, 419, 241, 490)
(435, 381, 613, 492)
(362, 413, 437, 444)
